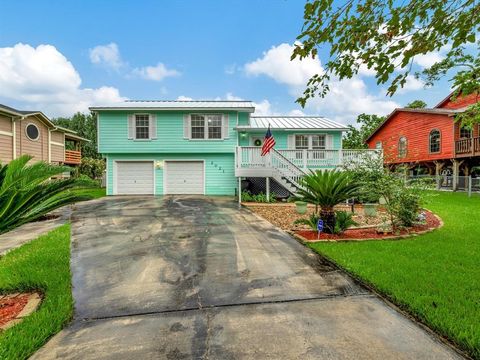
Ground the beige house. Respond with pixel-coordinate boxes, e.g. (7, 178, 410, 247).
(0, 104, 88, 166)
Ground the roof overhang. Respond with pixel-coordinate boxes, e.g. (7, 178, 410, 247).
(64, 132, 90, 142)
(235, 126, 349, 132)
(365, 107, 458, 142)
(89, 106, 255, 113)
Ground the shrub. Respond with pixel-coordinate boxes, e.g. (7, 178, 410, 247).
(241, 190, 276, 203)
(333, 210, 358, 234)
(0, 156, 91, 234)
(294, 212, 321, 231)
(294, 170, 360, 233)
(79, 157, 105, 179)
(77, 174, 101, 188)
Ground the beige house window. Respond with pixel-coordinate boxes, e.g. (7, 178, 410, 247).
(25, 123, 40, 141)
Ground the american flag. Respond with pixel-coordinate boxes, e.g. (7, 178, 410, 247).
(261, 125, 276, 156)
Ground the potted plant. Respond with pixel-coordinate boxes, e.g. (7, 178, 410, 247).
(295, 201, 308, 214)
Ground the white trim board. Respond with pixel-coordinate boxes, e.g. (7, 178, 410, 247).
(0, 130, 13, 136)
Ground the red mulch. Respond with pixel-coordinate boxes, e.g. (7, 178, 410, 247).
(296, 210, 441, 241)
(0, 293, 31, 327)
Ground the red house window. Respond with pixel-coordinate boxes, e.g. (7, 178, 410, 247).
(398, 136, 407, 158)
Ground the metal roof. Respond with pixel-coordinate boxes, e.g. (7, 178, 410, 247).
(238, 116, 349, 131)
(90, 100, 255, 112)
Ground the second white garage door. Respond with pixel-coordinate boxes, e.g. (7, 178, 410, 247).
(165, 161, 204, 195)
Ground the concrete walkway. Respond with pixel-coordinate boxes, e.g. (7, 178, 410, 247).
(0, 208, 71, 256)
(32, 196, 462, 359)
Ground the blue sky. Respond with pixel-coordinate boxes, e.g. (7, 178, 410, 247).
(0, 0, 453, 124)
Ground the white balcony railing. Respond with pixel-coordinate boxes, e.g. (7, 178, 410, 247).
(235, 146, 381, 172)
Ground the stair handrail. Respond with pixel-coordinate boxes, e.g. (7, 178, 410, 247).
(270, 149, 306, 189)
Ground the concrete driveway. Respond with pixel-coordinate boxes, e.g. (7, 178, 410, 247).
(33, 197, 461, 359)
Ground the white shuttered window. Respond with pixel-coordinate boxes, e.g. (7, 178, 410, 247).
(184, 114, 229, 140)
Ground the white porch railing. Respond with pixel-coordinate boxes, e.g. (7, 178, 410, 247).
(235, 146, 381, 171)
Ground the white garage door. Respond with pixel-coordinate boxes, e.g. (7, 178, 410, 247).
(165, 161, 204, 195)
(116, 161, 154, 195)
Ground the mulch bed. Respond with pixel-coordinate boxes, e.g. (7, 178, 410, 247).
(244, 202, 386, 231)
(0, 293, 31, 327)
(295, 210, 441, 241)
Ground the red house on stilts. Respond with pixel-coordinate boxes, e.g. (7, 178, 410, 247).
(366, 92, 480, 188)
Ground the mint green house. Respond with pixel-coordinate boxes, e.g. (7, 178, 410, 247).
(91, 100, 375, 196)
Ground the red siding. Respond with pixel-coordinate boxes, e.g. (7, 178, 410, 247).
(437, 92, 479, 109)
(367, 111, 454, 164)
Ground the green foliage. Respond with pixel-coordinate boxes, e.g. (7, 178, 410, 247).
(342, 113, 385, 149)
(455, 102, 480, 128)
(241, 191, 276, 203)
(293, 0, 479, 107)
(405, 100, 427, 109)
(0, 225, 73, 359)
(309, 191, 480, 359)
(76, 174, 101, 188)
(295, 170, 360, 232)
(294, 212, 321, 231)
(52, 112, 99, 159)
(78, 157, 106, 180)
(0, 155, 91, 234)
(333, 210, 358, 234)
(343, 156, 430, 229)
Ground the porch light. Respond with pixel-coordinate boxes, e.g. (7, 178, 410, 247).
(240, 131, 247, 138)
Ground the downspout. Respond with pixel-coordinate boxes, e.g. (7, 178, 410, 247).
(12, 117, 16, 159)
(48, 129, 52, 163)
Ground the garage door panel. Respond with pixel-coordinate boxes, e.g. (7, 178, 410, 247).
(116, 161, 154, 195)
(165, 161, 204, 195)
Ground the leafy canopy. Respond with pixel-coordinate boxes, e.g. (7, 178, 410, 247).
(342, 113, 385, 149)
(293, 0, 480, 107)
(0, 156, 90, 234)
(52, 112, 100, 159)
(405, 99, 427, 109)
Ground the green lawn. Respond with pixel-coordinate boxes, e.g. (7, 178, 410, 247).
(309, 191, 480, 359)
(72, 187, 106, 199)
(0, 225, 73, 360)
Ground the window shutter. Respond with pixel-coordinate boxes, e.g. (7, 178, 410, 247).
(183, 114, 191, 139)
(287, 134, 295, 149)
(128, 114, 135, 139)
(326, 134, 333, 149)
(149, 114, 157, 139)
(222, 114, 229, 139)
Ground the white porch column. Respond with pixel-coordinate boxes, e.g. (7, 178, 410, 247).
(303, 149, 307, 169)
(266, 177, 270, 202)
(238, 177, 242, 204)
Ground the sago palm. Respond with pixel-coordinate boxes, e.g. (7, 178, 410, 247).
(295, 170, 360, 233)
(0, 155, 91, 234)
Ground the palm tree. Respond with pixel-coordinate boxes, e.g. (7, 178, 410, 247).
(295, 170, 360, 233)
(0, 155, 91, 234)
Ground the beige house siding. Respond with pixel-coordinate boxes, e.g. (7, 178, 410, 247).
(0, 114, 13, 132)
(51, 131, 64, 144)
(51, 144, 65, 163)
(0, 115, 14, 163)
(15, 116, 49, 162)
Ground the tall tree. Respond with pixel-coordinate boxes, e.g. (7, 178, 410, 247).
(405, 100, 427, 109)
(342, 113, 385, 149)
(293, 0, 479, 107)
(52, 113, 99, 159)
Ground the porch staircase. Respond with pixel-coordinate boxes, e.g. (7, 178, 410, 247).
(269, 149, 306, 194)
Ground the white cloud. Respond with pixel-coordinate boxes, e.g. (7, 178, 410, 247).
(245, 43, 323, 87)
(0, 43, 125, 116)
(132, 62, 180, 81)
(177, 95, 193, 101)
(243, 43, 401, 124)
(89, 43, 124, 69)
(396, 75, 425, 93)
(413, 44, 451, 69)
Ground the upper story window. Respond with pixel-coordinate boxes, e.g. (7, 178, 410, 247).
(460, 125, 472, 139)
(127, 114, 157, 140)
(135, 114, 149, 139)
(375, 141, 382, 149)
(429, 129, 441, 153)
(398, 136, 407, 158)
(295, 134, 326, 150)
(25, 123, 40, 141)
(189, 114, 225, 140)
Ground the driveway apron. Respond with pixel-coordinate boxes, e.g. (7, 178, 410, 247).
(32, 196, 462, 359)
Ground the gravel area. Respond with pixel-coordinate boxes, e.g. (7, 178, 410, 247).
(243, 203, 387, 231)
